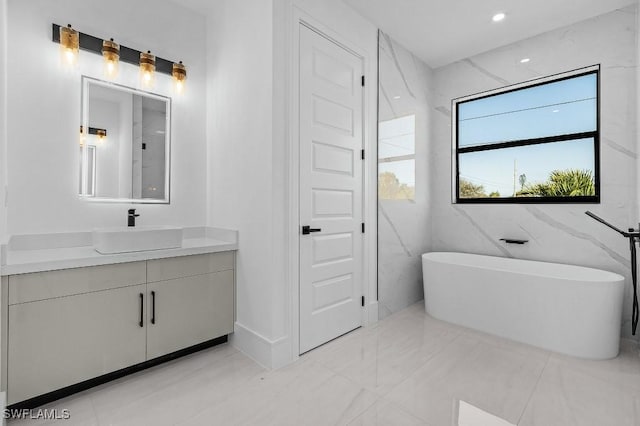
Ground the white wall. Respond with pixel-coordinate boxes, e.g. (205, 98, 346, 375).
(0, 0, 7, 243)
(6, 0, 207, 235)
(377, 32, 433, 319)
(206, 0, 278, 363)
(0, 0, 7, 393)
(206, 0, 377, 367)
(431, 6, 638, 340)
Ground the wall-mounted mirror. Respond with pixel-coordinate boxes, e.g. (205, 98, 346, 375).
(79, 76, 171, 203)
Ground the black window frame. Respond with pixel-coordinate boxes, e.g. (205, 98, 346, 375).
(453, 65, 600, 204)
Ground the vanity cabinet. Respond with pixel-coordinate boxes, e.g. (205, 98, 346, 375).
(146, 252, 234, 359)
(4, 252, 235, 406)
(8, 284, 148, 404)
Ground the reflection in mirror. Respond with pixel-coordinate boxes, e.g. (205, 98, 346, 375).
(79, 77, 171, 203)
(79, 145, 96, 197)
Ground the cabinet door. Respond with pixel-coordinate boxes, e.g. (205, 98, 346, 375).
(146, 270, 234, 360)
(8, 284, 147, 404)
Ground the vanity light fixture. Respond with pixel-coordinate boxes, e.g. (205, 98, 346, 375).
(79, 126, 86, 146)
(95, 129, 107, 143)
(80, 125, 108, 143)
(140, 51, 156, 88)
(59, 24, 79, 66)
(52, 24, 186, 88)
(102, 38, 120, 78)
(492, 12, 506, 22)
(172, 61, 187, 94)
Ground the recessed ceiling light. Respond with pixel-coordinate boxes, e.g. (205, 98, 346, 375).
(520, 58, 530, 63)
(552, 109, 560, 113)
(492, 12, 506, 22)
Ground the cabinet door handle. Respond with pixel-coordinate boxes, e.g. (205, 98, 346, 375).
(151, 291, 156, 325)
(139, 293, 144, 327)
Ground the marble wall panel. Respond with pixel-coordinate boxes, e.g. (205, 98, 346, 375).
(378, 32, 434, 318)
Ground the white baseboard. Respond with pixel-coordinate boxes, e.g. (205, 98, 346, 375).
(231, 305, 378, 369)
(367, 300, 379, 324)
(230, 322, 295, 369)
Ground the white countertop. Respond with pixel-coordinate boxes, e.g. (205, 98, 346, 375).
(1, 227, 238, 276)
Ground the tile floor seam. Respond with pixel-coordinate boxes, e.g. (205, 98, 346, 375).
(369, 330, 466, 400)
(283, 361, 344, 397)
(87, 396, 100, 426)
(544, 353, 640, 396)
(386, 398, 436, 426)
(331, 363, 391, 400)
(515, 351, 552, 425)
(332, 389, 380, 426)
(91, 346, 240, 402)
(374, 332, 482, 423)
(93, 355, 266, 425)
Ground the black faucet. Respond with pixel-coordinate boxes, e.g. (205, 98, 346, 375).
(586, 211, 640, 335)
(128, 209, 140, 227)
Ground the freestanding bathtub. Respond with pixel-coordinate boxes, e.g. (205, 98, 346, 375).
(422, 252, 625, 359)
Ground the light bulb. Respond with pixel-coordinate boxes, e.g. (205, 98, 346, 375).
(95, 129, 107, 144)
(102, 39, 120, 79)
(172, 61, 187, 95)
(59, 25, 79, 67)
(139, 51, 156, 88)
(65, 48, 76, 64)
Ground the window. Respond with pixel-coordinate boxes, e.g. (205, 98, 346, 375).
(454, 65, 599, 203)
(379, 115, 416, 200)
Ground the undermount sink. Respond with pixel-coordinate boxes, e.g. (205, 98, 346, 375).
(92, 226, 183, 254)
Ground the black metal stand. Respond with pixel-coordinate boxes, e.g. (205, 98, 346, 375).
(586, 211, 639, 335)
(630, 236, 639, 334)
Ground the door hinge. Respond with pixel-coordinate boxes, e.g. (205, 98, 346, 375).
(361, 75, 365, 87)
(361, 296, 365, 307)
(361, 149, 365, 160)
(361, 223, 365, 233)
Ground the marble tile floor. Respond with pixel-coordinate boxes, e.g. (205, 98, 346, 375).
(9, 302, 640, 426)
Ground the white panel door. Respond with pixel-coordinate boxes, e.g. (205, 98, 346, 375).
(299, 25, 364, 354)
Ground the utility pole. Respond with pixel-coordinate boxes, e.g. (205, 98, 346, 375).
(513, 159, 517, 197)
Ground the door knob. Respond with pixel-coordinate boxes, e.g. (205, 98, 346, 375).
(302, 225, 322, 235)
